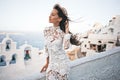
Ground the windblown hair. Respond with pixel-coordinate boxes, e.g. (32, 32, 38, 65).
(53, 4, 80, 45)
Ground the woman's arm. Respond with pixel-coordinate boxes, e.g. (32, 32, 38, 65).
(40, 56, 49, 72)
(64, 34, 71, 49)
(64, 21, 71, 50)
(40, 28, 49, 73)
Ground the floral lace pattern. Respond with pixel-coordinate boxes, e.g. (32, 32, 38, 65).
(44, 26, 71, 80)
(47, 70, 68, 80)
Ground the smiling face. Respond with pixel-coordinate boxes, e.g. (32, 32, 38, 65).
(49, 9, 62, 26)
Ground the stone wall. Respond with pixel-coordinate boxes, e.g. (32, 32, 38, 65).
(70, 47, 120, 80)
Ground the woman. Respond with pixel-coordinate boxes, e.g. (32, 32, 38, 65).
(40, 4, 79, 80)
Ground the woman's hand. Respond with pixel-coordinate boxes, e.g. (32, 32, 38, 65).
(40, 63, 48, 73)
(40, 57, 49, 73)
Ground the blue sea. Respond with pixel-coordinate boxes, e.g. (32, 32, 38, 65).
(0, 31, 45, 50)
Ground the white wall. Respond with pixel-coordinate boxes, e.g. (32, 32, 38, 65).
(1, 47, 120, 80)
(70, 47, 120, 80)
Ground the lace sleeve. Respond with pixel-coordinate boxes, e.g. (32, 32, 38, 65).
(64, 33, 71, 50)
(43, 28, 49, 57)
(44, 44, 49, 57)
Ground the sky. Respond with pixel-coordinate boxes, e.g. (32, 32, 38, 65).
(0, 0, 120, 33)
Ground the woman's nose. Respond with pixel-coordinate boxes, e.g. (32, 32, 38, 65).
(49, 15, 51, 18)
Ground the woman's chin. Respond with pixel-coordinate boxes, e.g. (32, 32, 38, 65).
(49, 20, 51, 23)
(49, 21, 52, 23)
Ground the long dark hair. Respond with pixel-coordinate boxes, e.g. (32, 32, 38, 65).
(53, 4, 80, 45)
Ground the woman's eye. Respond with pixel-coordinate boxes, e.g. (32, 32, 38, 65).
(52, 14, 55, 16)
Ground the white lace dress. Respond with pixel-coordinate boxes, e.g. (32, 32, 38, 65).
(44, 26, 71, 80)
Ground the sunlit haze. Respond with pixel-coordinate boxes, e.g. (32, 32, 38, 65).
(0, 0, 120, 33)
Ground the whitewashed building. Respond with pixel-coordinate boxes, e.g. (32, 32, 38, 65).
(67, 15, 120, 59)
(80, 15, 120, 57)
(0, 34, 41, 70)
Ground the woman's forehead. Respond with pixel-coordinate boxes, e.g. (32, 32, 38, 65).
(51, 9, 58, 14)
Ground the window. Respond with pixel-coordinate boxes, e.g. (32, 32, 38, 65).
(6, 40, 11, 51)
(24, 47, 31, 61)
(9, 54, 16, 64)
(109, 28, 114, 33)
(0, 55, 6, 66)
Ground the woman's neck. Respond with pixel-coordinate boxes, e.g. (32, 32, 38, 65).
(53, 23, 59, 27)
